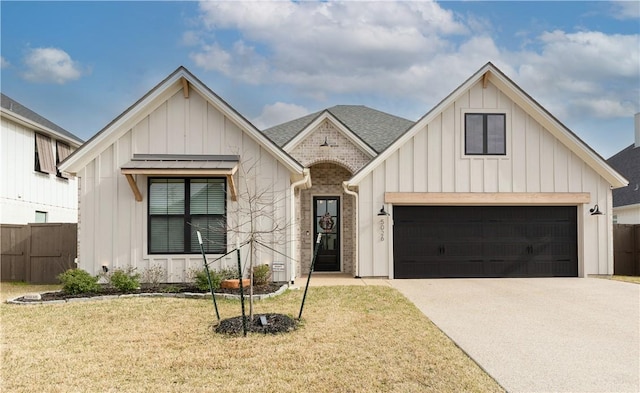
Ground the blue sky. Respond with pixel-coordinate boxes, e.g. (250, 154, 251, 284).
(1, 1, 638, 158)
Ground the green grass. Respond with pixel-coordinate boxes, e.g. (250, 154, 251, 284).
(1, 283, 503, 393)
(609, 275, 640, 284)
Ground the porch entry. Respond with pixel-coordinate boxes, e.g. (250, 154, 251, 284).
(313, 196, 340, 271)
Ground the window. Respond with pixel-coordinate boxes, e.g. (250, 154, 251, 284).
(56, 141, 72, 179)
(148, 178, 226, 254)
(34, 133, 56, 174)
(35, 211, 47, 223)
(465, 113, 506, 155)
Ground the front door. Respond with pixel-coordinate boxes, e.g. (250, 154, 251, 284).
(313, 196, 340, 271)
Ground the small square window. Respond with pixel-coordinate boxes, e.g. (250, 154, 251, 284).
(35, 211, 47, 223)
(465, 113, 506, 155)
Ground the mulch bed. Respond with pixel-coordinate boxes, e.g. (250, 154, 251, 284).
(13, 283, 298, 335)
(15, 283, 284, 302)
(215, 313, 297, 335)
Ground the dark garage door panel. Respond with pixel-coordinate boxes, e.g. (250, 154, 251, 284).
(393, 206, 578, 278)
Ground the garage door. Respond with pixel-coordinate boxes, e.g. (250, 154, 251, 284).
(393, 206, 577, 278)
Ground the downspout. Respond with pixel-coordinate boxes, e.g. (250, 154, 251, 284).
(342, 181, 359, 278)
(290, 168, 311, 283)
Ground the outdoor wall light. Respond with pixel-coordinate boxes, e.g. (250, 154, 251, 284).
(589, 204, 604, 216)
(320, 136, 330, 150)
(102, 265, 109, 273)
(378, 205, 390, 241)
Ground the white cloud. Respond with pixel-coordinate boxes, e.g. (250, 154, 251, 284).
(189, 1, 638, 125)
(252, 102, 310, 129)
(513, 30, 640, 119)
(191, 0, 467, 92)
(610, 1, 640, 20)
(22, 47, 86, 84)
(0, 56, 10, 69)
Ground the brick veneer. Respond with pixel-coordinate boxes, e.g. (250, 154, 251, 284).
(290, 119, 372, 173)
(299, 163, 355, 276)
(288, 120, 376, 277)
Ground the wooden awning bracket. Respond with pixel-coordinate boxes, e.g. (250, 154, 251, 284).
(125, 174, 143, 202)
(227, 173, 237, 201)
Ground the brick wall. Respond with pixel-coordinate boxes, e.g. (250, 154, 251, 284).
(290, 120, 372, 173)
(299, 163, 356, 276)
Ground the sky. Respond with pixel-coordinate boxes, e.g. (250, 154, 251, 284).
(1, 1, 639, 158)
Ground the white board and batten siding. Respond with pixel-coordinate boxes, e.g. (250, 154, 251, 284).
(358, 80, 613, 278)
(0, 117, 78, 224)
(77, 88, 292, 282)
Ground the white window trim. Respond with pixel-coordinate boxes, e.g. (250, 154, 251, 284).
(460, 108, 511, 160)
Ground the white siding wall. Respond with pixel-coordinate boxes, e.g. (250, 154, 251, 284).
(0, 118, 78, 224)
(77, 89, 292, 282)
(613, 205, 640, 225)
(358, 81, 614, 277)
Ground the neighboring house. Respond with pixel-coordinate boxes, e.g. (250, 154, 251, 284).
(59, 63, 627, 282)
(607, 113, 640, 225)
(1, 94, 83, 224)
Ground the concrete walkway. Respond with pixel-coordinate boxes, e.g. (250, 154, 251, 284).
(389, 278, 640, 393)
(294, 273, 391, 287)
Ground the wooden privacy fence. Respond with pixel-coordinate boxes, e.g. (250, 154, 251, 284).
(613, 224, 640, 276)
(1, 223, 77, 284)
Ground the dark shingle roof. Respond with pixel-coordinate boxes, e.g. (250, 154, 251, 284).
(608, 144, 640, 207)
(263, 105, 414, 153)
(1, 93, 83, 144)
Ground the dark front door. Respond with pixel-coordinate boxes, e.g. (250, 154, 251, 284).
(314, 196, 340, 271)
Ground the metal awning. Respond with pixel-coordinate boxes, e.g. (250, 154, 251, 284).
(120, 154, 239, 202)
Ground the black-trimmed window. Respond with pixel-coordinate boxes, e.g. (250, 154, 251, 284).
(148, 178, 226, 254)
(56, 141, 71, 179)
(465, 113, 506, 155)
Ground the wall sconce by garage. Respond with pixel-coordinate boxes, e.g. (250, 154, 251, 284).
(589, 204, 604, 216)
(377, 205, 389, 216)
(102, 265, 109, 273)
(320, 136, 330, 150)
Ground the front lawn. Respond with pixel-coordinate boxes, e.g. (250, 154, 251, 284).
(610, 275, 640, 284)
(1, 283, 503, 392)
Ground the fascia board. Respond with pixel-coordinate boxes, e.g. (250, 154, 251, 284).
(185, 72, 304, 174)
(59, 74, 184, 173)
(284, 111, 377, 158)
(488, 70, 628, 188)
(348, 62, 628, 189)
(348, 63, 492, 185)
(1, 108, 83, 147)
(60, 67, 303, 176)
(283, 111, 329, 151)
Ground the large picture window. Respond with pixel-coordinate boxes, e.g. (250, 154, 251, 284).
(465, 113, 506, 155)
(148, 178, 226, 254)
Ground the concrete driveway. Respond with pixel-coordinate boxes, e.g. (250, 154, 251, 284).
(390, 278, 640, 393)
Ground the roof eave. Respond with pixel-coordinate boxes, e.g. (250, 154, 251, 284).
(59, 66, 304, 176)
(1, 107, 83, 147)
(283, 111, 377, 157)
(348, 62, 629, 189)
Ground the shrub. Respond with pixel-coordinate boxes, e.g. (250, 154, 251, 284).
(252, 264, 272, 286)
(192, 266, 240, 291)
(193, 268, 220, 291)
(58, 269, 100, 295)
(141, 264, 166, 288)
(109, 267, 140, 292)
(218, 266, 239, 281)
